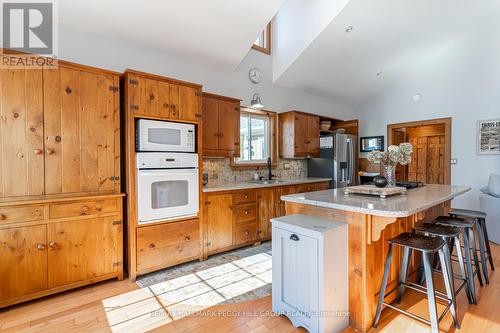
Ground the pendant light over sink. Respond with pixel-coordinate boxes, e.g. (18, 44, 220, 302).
(251, 93, 264, 109)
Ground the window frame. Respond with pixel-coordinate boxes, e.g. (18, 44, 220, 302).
(252, 22, 271, 55)
(231, 107, 277, 169)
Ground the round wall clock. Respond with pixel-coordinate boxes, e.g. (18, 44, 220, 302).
(248, 68, 261, 84)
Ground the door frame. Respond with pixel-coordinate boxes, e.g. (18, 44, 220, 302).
(387, 117, 452, 185)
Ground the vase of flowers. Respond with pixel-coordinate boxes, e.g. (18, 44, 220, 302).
(367, 143, 413, 187)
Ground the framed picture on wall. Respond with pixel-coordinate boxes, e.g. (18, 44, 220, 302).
(360, 136, 384, 152)
(477, 119, 500, 154)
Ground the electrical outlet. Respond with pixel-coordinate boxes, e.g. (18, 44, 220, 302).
(284, 162, 290, 170)
(451, 158, 458, 165)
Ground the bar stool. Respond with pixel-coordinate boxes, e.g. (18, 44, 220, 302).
(450, 208, 495, 283)
(373, 232, 460, 333)
(414, 223, 475, 304)
(434, 216, 484, 292)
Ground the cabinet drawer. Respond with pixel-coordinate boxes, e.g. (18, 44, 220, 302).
(233, 203, 257, 225)
(49, 200, 117, 219)
(234, 223, 257, 245)
(0, 206, 44, 224)
(232, 191, 256, 205)
(137, 219, 200, 271)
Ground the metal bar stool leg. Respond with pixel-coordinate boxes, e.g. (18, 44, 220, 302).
(422, 251, 439, 333)
(439, 247, 460, 329)
(454, 235, 473, 304)
(462, 229, 477, 305)
(480, 217, 495, 271)
(469, 227, 483, 287)
(373, 244, 394, 328)
(475, 219, 489, 284)
(396, 247, 412, 303)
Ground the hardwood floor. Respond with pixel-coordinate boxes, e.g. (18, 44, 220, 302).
(0, 244, 499, 333)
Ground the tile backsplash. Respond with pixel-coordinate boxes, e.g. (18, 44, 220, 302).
(202, 158, 307, 183)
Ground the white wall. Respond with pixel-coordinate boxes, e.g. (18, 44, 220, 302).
(356, 21, 500, 209)
(273, 0, 350, 81)
(58, 25, 354, 119)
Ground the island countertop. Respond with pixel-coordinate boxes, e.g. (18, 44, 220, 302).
(281, 184, 471, 218)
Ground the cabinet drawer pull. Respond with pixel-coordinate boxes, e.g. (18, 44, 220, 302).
(244, 231, 249, 236)
(48, 241, 57, 250)
(195, 113, 202, 118)
(36, 243, 46, 250)
(46, 148, 54, 155)
(163, 103, 169, 108)
(290, 234, 300, 241)
(33, 149, 42, 155)
(243, 194, 248, 199)
(184, 236, 191, 241)
(81, 205, 90, 214)
(219, 133, 224, 138)
(0, 214, 5, 220)
(149, 243, 156, 248)
(244, 210, 249, 215)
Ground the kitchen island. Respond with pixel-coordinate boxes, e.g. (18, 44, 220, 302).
(281, 184, 470, 332)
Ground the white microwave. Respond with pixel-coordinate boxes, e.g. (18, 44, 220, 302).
(136, 119, 196, 152)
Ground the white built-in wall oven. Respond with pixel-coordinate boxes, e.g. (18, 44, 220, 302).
(136, 119, 199, 224)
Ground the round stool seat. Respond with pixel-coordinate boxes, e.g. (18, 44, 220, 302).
(450, 208, 487, 219)
(415, 223, 459, 238)
(434, 216, 474, 228)
(389, 232, 445, 252)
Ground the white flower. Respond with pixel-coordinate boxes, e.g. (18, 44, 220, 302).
(366, 142, 413, 166)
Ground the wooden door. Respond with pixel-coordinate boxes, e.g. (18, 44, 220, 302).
(204, 194, 233, 252)
(257, 188, 279, 239)
(0, 62, 45, 196)
(427, 135, 446, 184)
(43, 65, 120, 194)
(47, 217, 120, 288)
(307, 115, 320, 156)
(0, 225, 47, 301)
(408, 137, 427, 183)
(294, 113, 308, 155)
(177, 85, 201, 122)
(202, 96, 219, 152)
(217, 100, 240, 155)
(392, 129, 406, 181)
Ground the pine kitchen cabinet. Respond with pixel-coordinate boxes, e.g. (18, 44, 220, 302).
(279, 111, 320, 158)
(0, 56, 124, 308)
(202, 92, 241, 157)
(125, 69, 202, 122)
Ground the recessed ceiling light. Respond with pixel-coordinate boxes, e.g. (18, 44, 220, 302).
(345, 26, 354, 33)
(376, 71, 383, 76)
(412, 93, 422, 101)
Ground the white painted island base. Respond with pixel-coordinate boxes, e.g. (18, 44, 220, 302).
(271, 214, 348, 333)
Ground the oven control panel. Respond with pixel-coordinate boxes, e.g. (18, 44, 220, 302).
(137, 152, 198, 169)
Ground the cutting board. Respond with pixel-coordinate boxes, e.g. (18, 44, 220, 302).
(343, 185, 406, 198)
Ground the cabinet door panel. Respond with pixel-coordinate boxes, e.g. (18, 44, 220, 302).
(202, 96, 219, 152)
(294, 113, 308, 155)
(204, 194, 233, 252)
(178, 85, 201, 122)
(307, 115, 320, 156)
(257, 189, 279, 239)
(44, 66, 118, 194)
(218, 101, 240, 153)
(157, 81, 172, 119)
(0, 63, 44, 196)
(0, 225, 47, 301)
(47, 217, 120, 288)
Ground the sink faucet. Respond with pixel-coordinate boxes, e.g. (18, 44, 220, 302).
(267, 157, 275, 180)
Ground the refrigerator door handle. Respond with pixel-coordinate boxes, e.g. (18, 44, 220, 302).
(346, 138, 353, 185)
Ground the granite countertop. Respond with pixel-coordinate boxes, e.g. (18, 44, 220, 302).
(202, 177, 331, 193)
(280, 184, 471, 218)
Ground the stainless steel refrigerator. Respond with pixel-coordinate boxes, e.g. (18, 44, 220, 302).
(308, 134, 358, 188)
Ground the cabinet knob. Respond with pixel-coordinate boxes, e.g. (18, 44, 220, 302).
(149, 243, 156, 248)
(243, 195, 248, 199)
(171, 104, 176, 110)
(163, 103, 169, 109)
(48, 241, 57, 250)
(81, 205, 90, 214)
(36, 243, 46, 250)
(195, 113, 202, 118)
(46, 148, 54, 155)
(219, 133, 224, 138)
(244, 231, 249, 236)
(244, 210, 249, 215)
(0, 214, 5, 220)
(214, 133, 219, 137)
(33, 149, 42, 155)
(184, 236, 191, 242)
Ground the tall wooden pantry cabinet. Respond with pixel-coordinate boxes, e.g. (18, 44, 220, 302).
(0, 56, 124, 308)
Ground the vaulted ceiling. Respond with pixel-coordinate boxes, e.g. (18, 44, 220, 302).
(59, 0, 285, 70)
